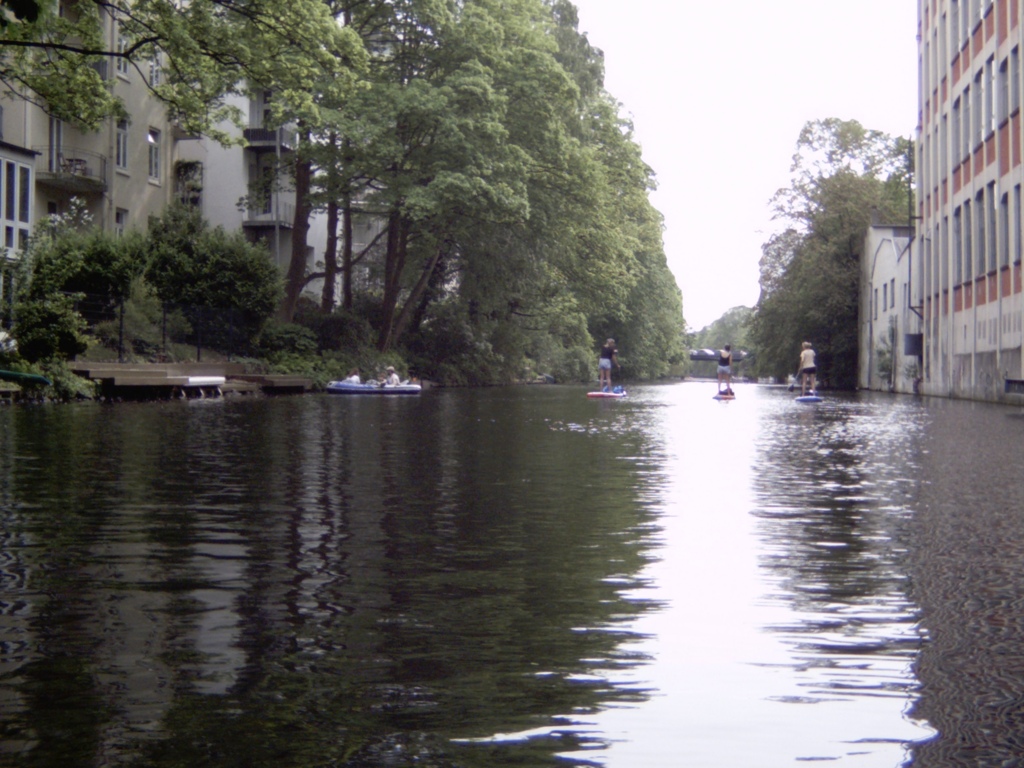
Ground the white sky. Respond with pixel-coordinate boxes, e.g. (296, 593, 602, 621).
(570, 0, 920, 331)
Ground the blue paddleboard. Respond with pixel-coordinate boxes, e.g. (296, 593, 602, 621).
(795, 394, 822, 403)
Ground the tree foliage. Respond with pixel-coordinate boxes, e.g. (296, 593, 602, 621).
(750, 119, 912, 388)
(290, 0, 683, 382)
(10, 203, 281, 363)
(6, 0, 685, 384)
(145, 204, 282, 343)
(0, 0, 364, 138)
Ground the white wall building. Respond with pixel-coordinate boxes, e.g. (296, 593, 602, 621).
(859, 223, 917, 392)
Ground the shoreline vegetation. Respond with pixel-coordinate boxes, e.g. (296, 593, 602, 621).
(0, 1, 688, 403)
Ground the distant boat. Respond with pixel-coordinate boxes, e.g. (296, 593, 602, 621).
(326, 380, 422, 395)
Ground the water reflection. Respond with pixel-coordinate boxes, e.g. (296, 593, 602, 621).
(0, 391, 662, 767)
(4, 384, 1019, 766)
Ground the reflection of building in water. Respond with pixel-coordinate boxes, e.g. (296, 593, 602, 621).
(914, 0, 1024, 402)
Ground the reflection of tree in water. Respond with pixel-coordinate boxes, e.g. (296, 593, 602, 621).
(749, 398, 925, 703)
(0, 391, 659, 767)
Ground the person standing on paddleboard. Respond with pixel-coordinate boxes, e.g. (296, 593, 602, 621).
(799, 341, 816, 395)
(717, 344, 733, 395)
(599, 338, 619, 392)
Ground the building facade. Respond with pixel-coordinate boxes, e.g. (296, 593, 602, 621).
(917, 0, 1024, 401)
(860, 223, 916, 392)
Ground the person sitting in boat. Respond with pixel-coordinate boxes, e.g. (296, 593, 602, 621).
(384, 366, 401, 386)
(344, 368, 361, 384)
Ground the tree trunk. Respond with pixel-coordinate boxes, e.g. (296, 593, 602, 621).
(342, 194, 354, 310)
(320, 132, 339, 312)
(377, 209, 407, 351)
(321, 197, 338, 311)
(278, 148, 312, 321)
(389, 244, 444, 347)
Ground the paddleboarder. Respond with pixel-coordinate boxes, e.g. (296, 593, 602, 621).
(799, 341, 816, 396)
(717, 344, 734, 395)
(598, 338, 619, 392)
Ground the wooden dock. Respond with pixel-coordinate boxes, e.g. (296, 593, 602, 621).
(68, 362, 312, 401)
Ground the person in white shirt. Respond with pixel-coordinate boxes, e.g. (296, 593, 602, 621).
(384, 366, 401, 386)
(799, 342, 816, 395)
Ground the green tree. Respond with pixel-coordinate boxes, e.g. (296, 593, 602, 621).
(9, 202, 96, 362)
(750, 119, 911, 387)
(145, 205, 283, 349)
(0, 0, 364, 139)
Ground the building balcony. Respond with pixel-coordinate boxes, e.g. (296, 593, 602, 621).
(243, 199, 295, 229)
(242, 126, 295, 152)
(34, 146, 107, 194)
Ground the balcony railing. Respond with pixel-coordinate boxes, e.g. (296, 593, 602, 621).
(243, 199, 295, 229)
(34, 146, 107, 193)
(242, 126, 296, 151)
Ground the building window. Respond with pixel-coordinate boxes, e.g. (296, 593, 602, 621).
(18, 167, 28, 224)
(147, 129, 160, 181)
(986, 57, 996, 135)
(1000, 192, 1010, 267)
(940, 115, 948, 178)
(942, 216, 950, 290)
(964, 200, 973, 281)
(175, 161, 203, 208)
(1015, 185, 1022, 264)
(954, 207, 963, 283)
(973, 70, 983, 147)
(1013, 47, 1021, 115)
(115, 209, 128, 237)
(987, 183, 997, 272)
(0, 161, 31, 257)
(952, 98, 961, 162)
(874, 288, 879, 320)
(951, 0, 960, 53)
(976, 190, 986, 275)
(999, 58, 1009, 125)
(149, 51, 161, 87)
(963, 86, 972, 157)
(116, 34, 130, 76)
(116, 118, 128, 170)
(883, 282, 888, 313)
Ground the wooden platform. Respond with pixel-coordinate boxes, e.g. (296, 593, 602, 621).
(68, 362, 311, 401)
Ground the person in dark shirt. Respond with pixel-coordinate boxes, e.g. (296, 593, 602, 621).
(599, 338, 618, 391)
(717, 344, 733, 395)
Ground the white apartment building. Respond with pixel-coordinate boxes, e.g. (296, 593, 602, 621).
(916, 0, 1024, 401)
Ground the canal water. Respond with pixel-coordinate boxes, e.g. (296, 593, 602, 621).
(1, 382, 1022, 766)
